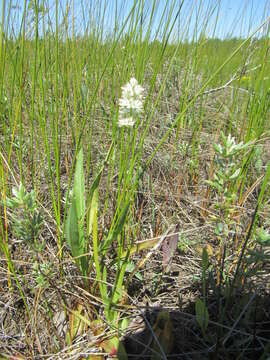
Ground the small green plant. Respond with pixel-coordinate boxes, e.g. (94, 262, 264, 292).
(207, 132, 249, 240)
(32, 260, 53, 289)
(177, 231, 189, 253)
(5, 182, 43, 251)
(206, 132, 250, 287)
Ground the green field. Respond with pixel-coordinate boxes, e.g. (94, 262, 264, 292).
(1, 1, 270, 359)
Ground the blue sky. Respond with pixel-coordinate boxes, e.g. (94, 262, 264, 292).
(210, 0, 270, 38)
(152, 0, 270, 40)
(2, 0, 270, 41)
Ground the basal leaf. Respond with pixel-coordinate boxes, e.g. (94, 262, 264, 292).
(65, 147, 87, 275)
(66, 196, 81, 268)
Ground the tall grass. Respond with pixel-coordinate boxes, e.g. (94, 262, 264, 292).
(0, 0, 270, 357)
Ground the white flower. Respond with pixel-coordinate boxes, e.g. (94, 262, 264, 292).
(118, 77, 144, 128)
(119, 98, 143, 114)
(118, 117, 135, 127)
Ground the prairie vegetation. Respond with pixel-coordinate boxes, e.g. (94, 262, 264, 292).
(0, 1, 270, 359)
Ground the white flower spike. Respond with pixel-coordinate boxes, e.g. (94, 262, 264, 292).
(118, 77, 144, 128)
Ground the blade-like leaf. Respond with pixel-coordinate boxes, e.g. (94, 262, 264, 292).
(102, 201, 130, 255)
(65, 148, 87, 275)
(195, 298, 209, 334)
(66, 196, 81, 269)
(87, 181, 100, 236)
(73, 148, 85, 225)
(86, 141, 114, 235)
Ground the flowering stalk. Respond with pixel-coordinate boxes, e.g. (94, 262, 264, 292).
(115, 77, 145, 206)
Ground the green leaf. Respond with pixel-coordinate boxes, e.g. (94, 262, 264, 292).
(125, 261, 143, 280)
(213, 143, 223, 155)
(256, 228, 270, 246)
(86, 141, 115, 236)
(125, 262, 135, 273)
(119, 317, 130, 332)
(112, 261, 127, 305)
(229, 168, 241, 180)
(87, 178, 100, 236)
(65, 147, 87, 275)
(195, 298, 209, 334)
(66, 197, 81, 269)
(102, 200, 130, 255)
(73, 148, 85, 224)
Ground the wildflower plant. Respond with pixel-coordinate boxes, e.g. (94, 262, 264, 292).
(65, 78, 145, 357)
